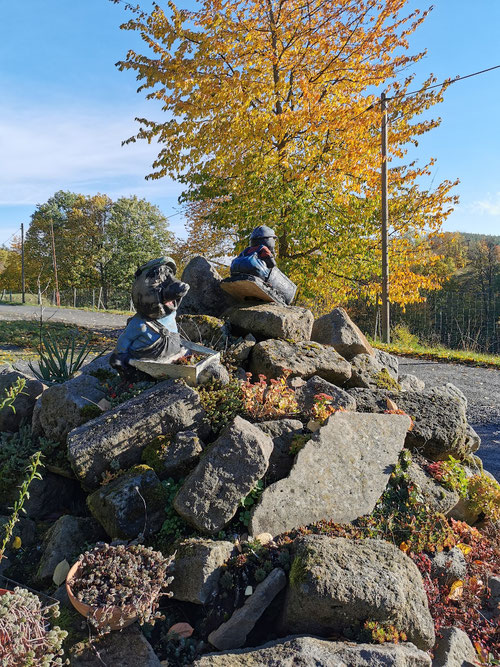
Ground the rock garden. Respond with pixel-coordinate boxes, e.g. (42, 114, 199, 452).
(0, 255, 498, 666)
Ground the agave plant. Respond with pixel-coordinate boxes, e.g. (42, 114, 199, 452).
(29, 331, 101, 385)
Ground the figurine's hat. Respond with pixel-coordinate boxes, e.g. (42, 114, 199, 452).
(250, 225, 277, 241)
(135, 256, 177, 278)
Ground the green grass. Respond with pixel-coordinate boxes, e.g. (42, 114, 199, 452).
(371, 339, 500, 369)
(0, 320, 114, 365)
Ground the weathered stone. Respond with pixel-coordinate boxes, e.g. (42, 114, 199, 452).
(170, 538, 234, 604)
(375, 349, 399, 380)
(250, 339, 352, 385)
(295, 375, 356, 414)
(194, 636, 431, 667)
(282, 535, 435, 651)
(80, 353, 114, 376)
(429, 547, 467, 586)
(36, 515, 106, 584)
(178, 315, 230, 350)
(178, 256, 236, 317)
(448, 497, 481, 525)
(0, 515, 36, 551)
(146, 431, 203, 479)
(0, 367, 44, 432)
(5, 472, 87, 520)
(87, 466, 167, 539)
(174, 416, 273, 534)
(432, 627, 477, 667)
(226, 339, 255, 366)
(249, 412, 410, 537)
(430, 383, 467, 408)
(69, 623, 161, 666)
(311, 307, 374, 360)
(407, 462, 460, 516)
(227, 304, 313, 342)
(37, 373, 106, 443)
(464, 424, 481, 454)
(348, 387, 470, 461)
(208, 568, 286, 650)
(399, 373, 426, 392)
(348, 353, 400, 390)
(487, 575, 500, 614)
(255, 419, 304, 484)
(198, 358, 230, 385)
(68, 379, 207, 489)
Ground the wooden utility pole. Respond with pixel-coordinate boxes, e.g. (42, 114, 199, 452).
(380, 91, 390, 343)
(50, 220, 60, 307)
(20, 223, 25, 304)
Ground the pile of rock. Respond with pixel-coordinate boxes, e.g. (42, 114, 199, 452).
(0, 256, 494, 667)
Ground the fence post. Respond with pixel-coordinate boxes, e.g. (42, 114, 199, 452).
(73, 288, 77, 308)
(9, 291, 12, 302)
(92, 289, 95, 310)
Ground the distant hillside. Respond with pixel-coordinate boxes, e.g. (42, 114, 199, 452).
(459, 232, 500, 245)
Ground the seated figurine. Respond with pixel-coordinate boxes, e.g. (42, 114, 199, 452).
(110, 257, 189, 379)
(221, 226, 297, 305)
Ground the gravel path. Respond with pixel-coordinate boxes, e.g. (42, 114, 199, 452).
(399, 358, 500, 480)
(0, 304, 128, 330)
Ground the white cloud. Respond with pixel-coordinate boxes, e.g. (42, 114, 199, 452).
(469, 193, 500, 217)
(0, 101, 181, 207)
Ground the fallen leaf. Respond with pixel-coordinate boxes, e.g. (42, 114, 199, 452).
(167, 622, 194, 639)
(12, 536, 21, 549)
(455, 543, 471, 556)
(447, 579, 464, 601)
(255, 533, 273, 546)
(53, 559, 70, 587)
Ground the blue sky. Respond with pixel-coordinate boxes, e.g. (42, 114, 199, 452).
(1, 0, 499, 247)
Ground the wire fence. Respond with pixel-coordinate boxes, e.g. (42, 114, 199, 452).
(0, 288, 133, 312)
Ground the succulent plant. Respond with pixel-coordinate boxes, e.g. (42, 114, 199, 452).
(69, 543, 174, 632)
(0, 586, 67, 666)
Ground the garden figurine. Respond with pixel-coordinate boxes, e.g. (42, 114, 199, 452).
(110, 257, 189, 378)
(230, 225, 277, 280)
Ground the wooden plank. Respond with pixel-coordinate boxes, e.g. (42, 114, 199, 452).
(220, 279, 276, 303)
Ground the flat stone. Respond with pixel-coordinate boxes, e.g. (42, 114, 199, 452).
(311, 307, 374, 360)
(407, 462, 460, 516)
(282, 535, 435, 651)
(193, 636, 431, 666)
(178, 256, 236, 317)
(208, 568, 286, 650)
(225, 339, 255, 366)
(36, 515, 106, 584)
(255, 419, 304, 483)
(69, 623, 161, 666)
(432, 627, 477, 667)
(36, 373, 106, 443)
(250, 339, 351, 385)
(227, 303, 313, 342)
(249, 412, 410, 537)
(67, 379, 207, 489)
(174, 416, 273, 534)
(0, 367, 45, 432)
(295, 375, 356, 414)
(87, 466, 167, 540)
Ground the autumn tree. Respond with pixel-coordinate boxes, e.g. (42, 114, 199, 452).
(113, 0, 458, 309)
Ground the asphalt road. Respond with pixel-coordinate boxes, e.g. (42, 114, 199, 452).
(1, 305, 498, 479)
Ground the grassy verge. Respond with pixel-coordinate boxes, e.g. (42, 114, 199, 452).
(371, 340, 500, 370)
(0, 320, 114, 366)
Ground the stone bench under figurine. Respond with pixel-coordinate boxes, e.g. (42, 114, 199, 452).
(220, 225, 297, 306)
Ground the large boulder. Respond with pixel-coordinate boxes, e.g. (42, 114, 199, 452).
(227, 304, 314, 342)
(0, 367, 44, 432)
(36, 515, 106, 584)
(174, 416, 273, 534)
(255, 419, 304, 484)
(194, 636, 431, 666)
(177, 315, 230, 350)
(249, 411, 410, 537)
(250, 340, 352, 385)
(177, 256, 236, 317)
(170, 538, 235, 604)
(282, 535, 435, 651)
(67, 379, 207, 489)
(347, 386, 471, 461)
(295, 375, 356, 414)
(311, 307, 374, 360)
(35, 373, 106, 443)
(432, 627, 477, 667)
(87, 466, 167, 540)
(208, 568, 287, 650)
